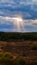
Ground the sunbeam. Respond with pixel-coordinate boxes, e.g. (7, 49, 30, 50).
(12, 16, 24, 32)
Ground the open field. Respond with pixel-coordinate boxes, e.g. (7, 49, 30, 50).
(0, 40, 37, 56)
(0, 32, 37, 65)
(0, 40, 37, 65)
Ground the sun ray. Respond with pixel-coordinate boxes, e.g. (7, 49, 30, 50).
(12, 16, 24, 32)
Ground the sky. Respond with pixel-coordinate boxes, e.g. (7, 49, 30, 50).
(0, 0, 37, 32)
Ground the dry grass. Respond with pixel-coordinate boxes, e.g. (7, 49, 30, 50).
(0, 40, 37, 61)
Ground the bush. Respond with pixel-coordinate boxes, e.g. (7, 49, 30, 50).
(0, 52, 13, 65)
(14, 57, 25, 65)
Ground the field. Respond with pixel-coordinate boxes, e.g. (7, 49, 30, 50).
(0, 32, 37, 65)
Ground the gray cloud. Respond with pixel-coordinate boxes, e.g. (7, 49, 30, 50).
(0, 16, 37, 32)
(0, 0, 37, 32)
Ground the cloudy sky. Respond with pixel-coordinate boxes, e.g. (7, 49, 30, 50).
(0, 0, 37, 32)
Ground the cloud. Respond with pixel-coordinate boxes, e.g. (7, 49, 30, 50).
(0, 0, 15, 3)
(0, 16, 37, 25)
(32, 20, 37, 24)
(0, 0, 37, 6)
(0, 0, 37, 32)
(0, 28, 16, 32)
(0, 15, 37, 32)
(0, 0, 37, 19)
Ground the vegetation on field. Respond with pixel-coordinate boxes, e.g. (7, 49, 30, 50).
(0, 32, 37, 41)
(0, 52, 37, 65)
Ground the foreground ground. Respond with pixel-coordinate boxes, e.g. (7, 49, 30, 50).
(0, 32, 37, 65)
(0, 40, 37, 65)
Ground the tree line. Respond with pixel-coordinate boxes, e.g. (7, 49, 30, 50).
(0, 32, 37, 41)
